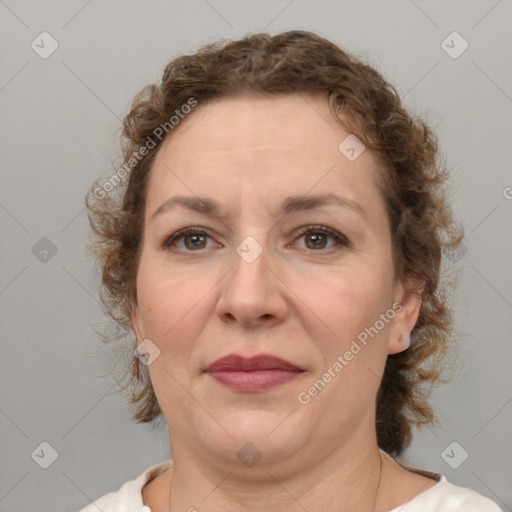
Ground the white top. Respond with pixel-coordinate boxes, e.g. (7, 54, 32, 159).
(78, 459, 503, 512)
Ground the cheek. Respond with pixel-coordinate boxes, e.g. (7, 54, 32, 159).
(307, 271, 393, 401)
(308, 265, 392, 345)
(136, 264, 213, 412)
(135, 258, 213, 368)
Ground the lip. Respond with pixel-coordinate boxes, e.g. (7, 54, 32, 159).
(203, 354, 304, 392)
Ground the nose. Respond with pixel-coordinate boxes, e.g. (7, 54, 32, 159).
(216, 237, 289, 329)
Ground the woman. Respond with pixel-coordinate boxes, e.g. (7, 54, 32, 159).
(81, 30, 501, 511)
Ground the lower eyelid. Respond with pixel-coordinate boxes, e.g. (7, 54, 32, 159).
(163, 231, 211, 250)
(292, 227, 350, 247)
(162, 227, 349, 251)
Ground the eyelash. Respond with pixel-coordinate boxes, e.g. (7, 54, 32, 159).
(161, 225, 350, 253)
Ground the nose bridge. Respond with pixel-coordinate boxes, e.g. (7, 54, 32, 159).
(217, 230, 287, 326)
(230, 231, 270, 298)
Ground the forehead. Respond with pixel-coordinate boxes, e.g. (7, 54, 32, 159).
(145, 94, 384, 219)
(157, 93, 352, 163)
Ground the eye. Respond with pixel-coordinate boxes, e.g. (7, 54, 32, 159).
(161, 225, 350, 253)
(161, 227, 217, 251)
(291, 225, 350, 251)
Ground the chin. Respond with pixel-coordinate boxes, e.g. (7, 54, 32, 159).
(198, 409, 308, 468)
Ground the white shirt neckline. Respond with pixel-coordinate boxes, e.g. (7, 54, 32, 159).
(79, 456, 502, 512)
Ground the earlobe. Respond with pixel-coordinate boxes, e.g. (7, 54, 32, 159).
(401, 333, 411, 350)
(388, 276, 424, 355)
(388, 332, 412, 355)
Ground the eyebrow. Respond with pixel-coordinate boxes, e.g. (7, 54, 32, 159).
(151, 193, 366, 219)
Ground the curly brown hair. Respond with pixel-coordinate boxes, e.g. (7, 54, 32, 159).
(86, 30, 463, 456)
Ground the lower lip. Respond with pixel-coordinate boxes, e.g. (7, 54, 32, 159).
(206, 369, 303, 392)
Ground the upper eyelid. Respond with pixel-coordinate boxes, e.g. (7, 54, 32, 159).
(165, 225, 342, 240)
(162, 225, 349, 249)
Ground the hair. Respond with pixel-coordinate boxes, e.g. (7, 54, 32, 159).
(86, 30, 463, 457)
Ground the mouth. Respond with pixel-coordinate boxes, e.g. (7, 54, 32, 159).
(203, 354, 304, 392)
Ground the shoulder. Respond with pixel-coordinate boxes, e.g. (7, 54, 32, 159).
(77, 459, 173, 512)
(391, 475, 503, 512)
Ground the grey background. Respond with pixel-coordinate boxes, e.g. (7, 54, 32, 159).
(1, 1, 511, 510)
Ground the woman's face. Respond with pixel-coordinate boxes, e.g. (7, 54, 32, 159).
(131, 94, 421, 469)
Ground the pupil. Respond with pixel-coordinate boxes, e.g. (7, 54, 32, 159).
(308, 233, 325, 249)
(187, 235, 205, 249)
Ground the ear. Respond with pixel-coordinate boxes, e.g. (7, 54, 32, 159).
(130, 296, 145, 342)
(388, 275, 425, 355)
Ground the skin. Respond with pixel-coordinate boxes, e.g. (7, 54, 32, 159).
(131, 94, 437, 511)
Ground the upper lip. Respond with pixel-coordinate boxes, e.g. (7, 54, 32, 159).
(204, 354, 303, 373)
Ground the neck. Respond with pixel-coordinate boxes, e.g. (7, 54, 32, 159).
(164, 439, 383, 512)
